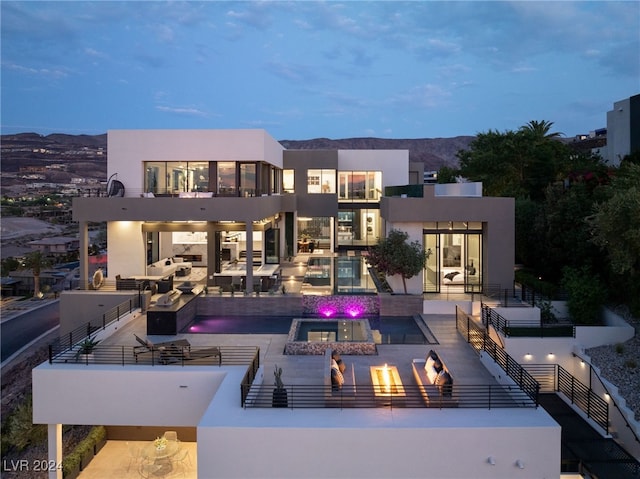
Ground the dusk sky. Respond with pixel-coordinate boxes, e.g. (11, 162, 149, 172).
(1, 1, 638, 140)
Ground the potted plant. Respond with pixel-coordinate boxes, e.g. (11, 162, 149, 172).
(75, 336, 100, 362)
(272, 364, 288, 408)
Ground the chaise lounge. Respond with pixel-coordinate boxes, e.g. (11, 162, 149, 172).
(133, 334, 191, 362)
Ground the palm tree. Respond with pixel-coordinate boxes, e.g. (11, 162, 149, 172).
(21, 251, 50, 298)
(519, 120, 564, 139)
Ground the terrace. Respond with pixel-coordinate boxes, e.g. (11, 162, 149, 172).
(36, 301, 558, 478)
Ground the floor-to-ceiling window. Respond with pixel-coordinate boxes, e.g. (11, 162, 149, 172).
(297, 217, 331, 252)
(239, 163, 256, 197)
(423, 221, 483, 293)
(338, 171, 381, 202)
(337, 209, 381, 247)
(217, 162, 237, 196)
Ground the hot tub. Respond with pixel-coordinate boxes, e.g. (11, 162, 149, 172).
(284, 318, 377, 355)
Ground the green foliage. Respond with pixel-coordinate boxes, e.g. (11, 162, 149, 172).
(2, 394, 47, 452)
(514, 268, 558, 298)
(367, 229, 429, 294)
(1, 256, 21, 277)
(561, 266, 606, 325)
(588, 163, 640, 275)
(75, 336, 100, 360)
(62, 450, 81, 478)
(436, 165, 459, 183)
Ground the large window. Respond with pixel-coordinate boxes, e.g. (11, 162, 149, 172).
(144, 161, 209, 194)
(239, 163, 256, 197)
(283, 169, 294, 194)
(338, 171, 381, 202)
(307, 169, 336, 194)
(423, 221, 483, 293)
(217, 162, 236, 196)
(337, 209, 380, 247)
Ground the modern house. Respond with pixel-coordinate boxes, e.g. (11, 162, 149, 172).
(70, 129, 513, 296)
(32, 129, 638, 479)
(603, 94, 640, 165)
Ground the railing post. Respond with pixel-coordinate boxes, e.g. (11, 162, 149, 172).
(48, 345, 53, 363)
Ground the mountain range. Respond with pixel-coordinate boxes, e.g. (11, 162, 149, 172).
(1, 133, 474, 183)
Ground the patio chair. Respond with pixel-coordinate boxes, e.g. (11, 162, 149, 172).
(125, 441, 143, 472)
(171, 446, 192, 477)
(133, 334, 191, 362)
(163, 430, 178, 442)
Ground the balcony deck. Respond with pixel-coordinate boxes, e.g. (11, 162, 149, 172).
(96, 311, 501, 396)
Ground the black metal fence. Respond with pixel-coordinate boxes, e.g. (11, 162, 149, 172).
(241, 383, 538, 409)
(456, 307, 540, 407)
(482, 303, 575, 338)
(49, 344, 259, 367)
(523, 363, 609, 435)
(49, 297, 140, 361)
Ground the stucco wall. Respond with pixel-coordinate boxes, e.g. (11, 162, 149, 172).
(33, 365, 224, 426)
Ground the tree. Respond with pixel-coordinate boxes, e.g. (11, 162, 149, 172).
(367, 229, 429, 294)
(21, 251, 51, 298)
(519, 120, 563, 140)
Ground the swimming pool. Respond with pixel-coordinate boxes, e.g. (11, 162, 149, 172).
(183, 315, 429, 344)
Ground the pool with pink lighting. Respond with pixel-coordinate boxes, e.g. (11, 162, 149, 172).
(284, 318, 377, 355)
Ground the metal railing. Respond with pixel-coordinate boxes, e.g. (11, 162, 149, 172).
(240, 383, 538, 409)
(456, 306, 540, 406)
(49, 344, 259, 367)
(524, 364, 609, 435)
(482, 303, 575, 338)
(49, 297, 140, 361)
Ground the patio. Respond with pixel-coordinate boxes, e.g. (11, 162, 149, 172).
(77, 440, 197, 479)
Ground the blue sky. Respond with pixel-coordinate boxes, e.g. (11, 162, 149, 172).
(1, 1, 638, 140)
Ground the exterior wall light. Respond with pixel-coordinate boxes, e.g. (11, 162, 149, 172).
(515, 459, 524, 469)
(487, 456, 496, 465)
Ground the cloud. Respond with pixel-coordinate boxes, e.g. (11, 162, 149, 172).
(156, 105, 208, 117)
(387, 83, 451, 110)
(3, 62, 69, 79)
(264, 60, 317, 84)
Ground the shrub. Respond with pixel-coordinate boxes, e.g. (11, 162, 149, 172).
(615, 343, 624, 355)
(561, 266, 606, 325)
(3, 394, 47, 452)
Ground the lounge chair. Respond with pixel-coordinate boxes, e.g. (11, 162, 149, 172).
(133, 334, 191, 362)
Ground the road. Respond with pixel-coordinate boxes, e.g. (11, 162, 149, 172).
(1, 301, 59, 362)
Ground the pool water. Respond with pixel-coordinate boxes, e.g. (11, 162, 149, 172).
(184, 315, 428, 344)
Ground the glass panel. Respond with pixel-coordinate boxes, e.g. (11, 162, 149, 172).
(271, 167, 282, 194)
(424, 234, 439, 292)
(144, 162, 165, 194)
(169, 163, 188, 193)
(239, 163, 256, 197)
(218, 162, 236, 196)
(265, 228, 279, 264)
(307, 169, 321, 193)
(465, 233, 482, 291)
(307, 169, 335, 194)
(283, 169, 294, 193)
(442, 234, 462, 267)
(337, 211, 354, 245)
(351, 171, 366, 199)
(297, 217, 330, 252)
(192, 162, 209, 192)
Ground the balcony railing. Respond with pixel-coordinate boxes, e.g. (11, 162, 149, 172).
(456, 306, 540, 407)
(524, 364, 609, 435)
(482, 303, 576, 338)
(49, 344, 259, 367)
(241, 383, 538, 409)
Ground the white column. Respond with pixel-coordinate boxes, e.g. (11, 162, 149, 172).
(48, 423, 62, 479)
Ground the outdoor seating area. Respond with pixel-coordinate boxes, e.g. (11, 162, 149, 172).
(77, 436, 196, 479)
